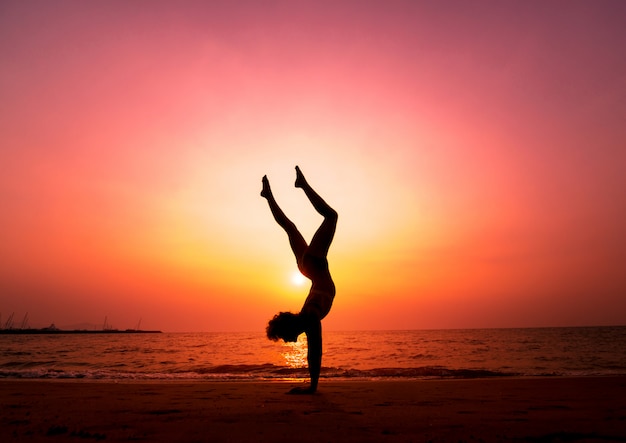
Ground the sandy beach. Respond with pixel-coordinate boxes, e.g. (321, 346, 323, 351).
(1, 377, 625, 442)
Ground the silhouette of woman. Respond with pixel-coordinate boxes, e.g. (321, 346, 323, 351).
(261, 166, 337, 394)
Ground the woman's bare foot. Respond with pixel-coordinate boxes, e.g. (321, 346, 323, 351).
(287, 384, 316, 395)
(295, 166, 307, 188)
(261, 175, 272, 199)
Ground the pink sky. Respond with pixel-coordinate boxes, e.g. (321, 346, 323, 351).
(1, 1, 625, 331)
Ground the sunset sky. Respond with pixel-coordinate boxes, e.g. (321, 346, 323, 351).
(1, 1, 625, 332)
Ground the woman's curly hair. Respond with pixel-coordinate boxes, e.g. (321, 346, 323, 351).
(266, 312, 301, 342)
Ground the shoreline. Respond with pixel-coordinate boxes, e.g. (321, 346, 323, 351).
(2, 376, 625, 442)
(3, 373, 625, 385)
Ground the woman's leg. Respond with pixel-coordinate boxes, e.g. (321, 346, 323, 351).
(261, 175, 307, 261)
(295, 167, 338, 257)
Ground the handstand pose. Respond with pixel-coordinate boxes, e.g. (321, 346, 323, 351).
(261, 166, 337, 394)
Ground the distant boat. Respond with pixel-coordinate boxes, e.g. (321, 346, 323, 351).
(0, 327, 161, 335)
(0, 316, 162, 334)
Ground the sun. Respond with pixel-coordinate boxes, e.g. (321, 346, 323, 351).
(290, 271, 307, 286)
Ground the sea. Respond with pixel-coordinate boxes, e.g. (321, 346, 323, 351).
(1, 327, 625, 381)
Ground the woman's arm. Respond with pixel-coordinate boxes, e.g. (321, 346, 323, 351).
(289, 318, 322, 394)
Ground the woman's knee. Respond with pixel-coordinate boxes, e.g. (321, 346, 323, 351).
(325, 208, 338, 222)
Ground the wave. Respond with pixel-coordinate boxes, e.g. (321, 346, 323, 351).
(0, 364, 521, 380)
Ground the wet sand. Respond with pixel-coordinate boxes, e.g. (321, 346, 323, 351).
(1, 377, 625, 442)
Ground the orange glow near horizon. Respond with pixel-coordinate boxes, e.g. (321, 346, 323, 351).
(1, 2, 625, 332)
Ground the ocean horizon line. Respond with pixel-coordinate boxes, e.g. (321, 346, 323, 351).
(3, 324, 624, 334)
(150, 324, 626, 334)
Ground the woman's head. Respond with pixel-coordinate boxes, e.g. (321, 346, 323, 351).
(266, 312, 302, 342)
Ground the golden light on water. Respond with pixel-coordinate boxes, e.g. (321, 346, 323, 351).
(281, 336, 307, 368)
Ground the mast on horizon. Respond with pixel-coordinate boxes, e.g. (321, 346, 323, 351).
(20, 313, 29, 329)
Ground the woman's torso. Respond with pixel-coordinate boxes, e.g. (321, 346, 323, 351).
(298, 253, 335, 320)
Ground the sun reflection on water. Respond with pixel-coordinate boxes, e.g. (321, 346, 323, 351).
(281, 335, 307, 368)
